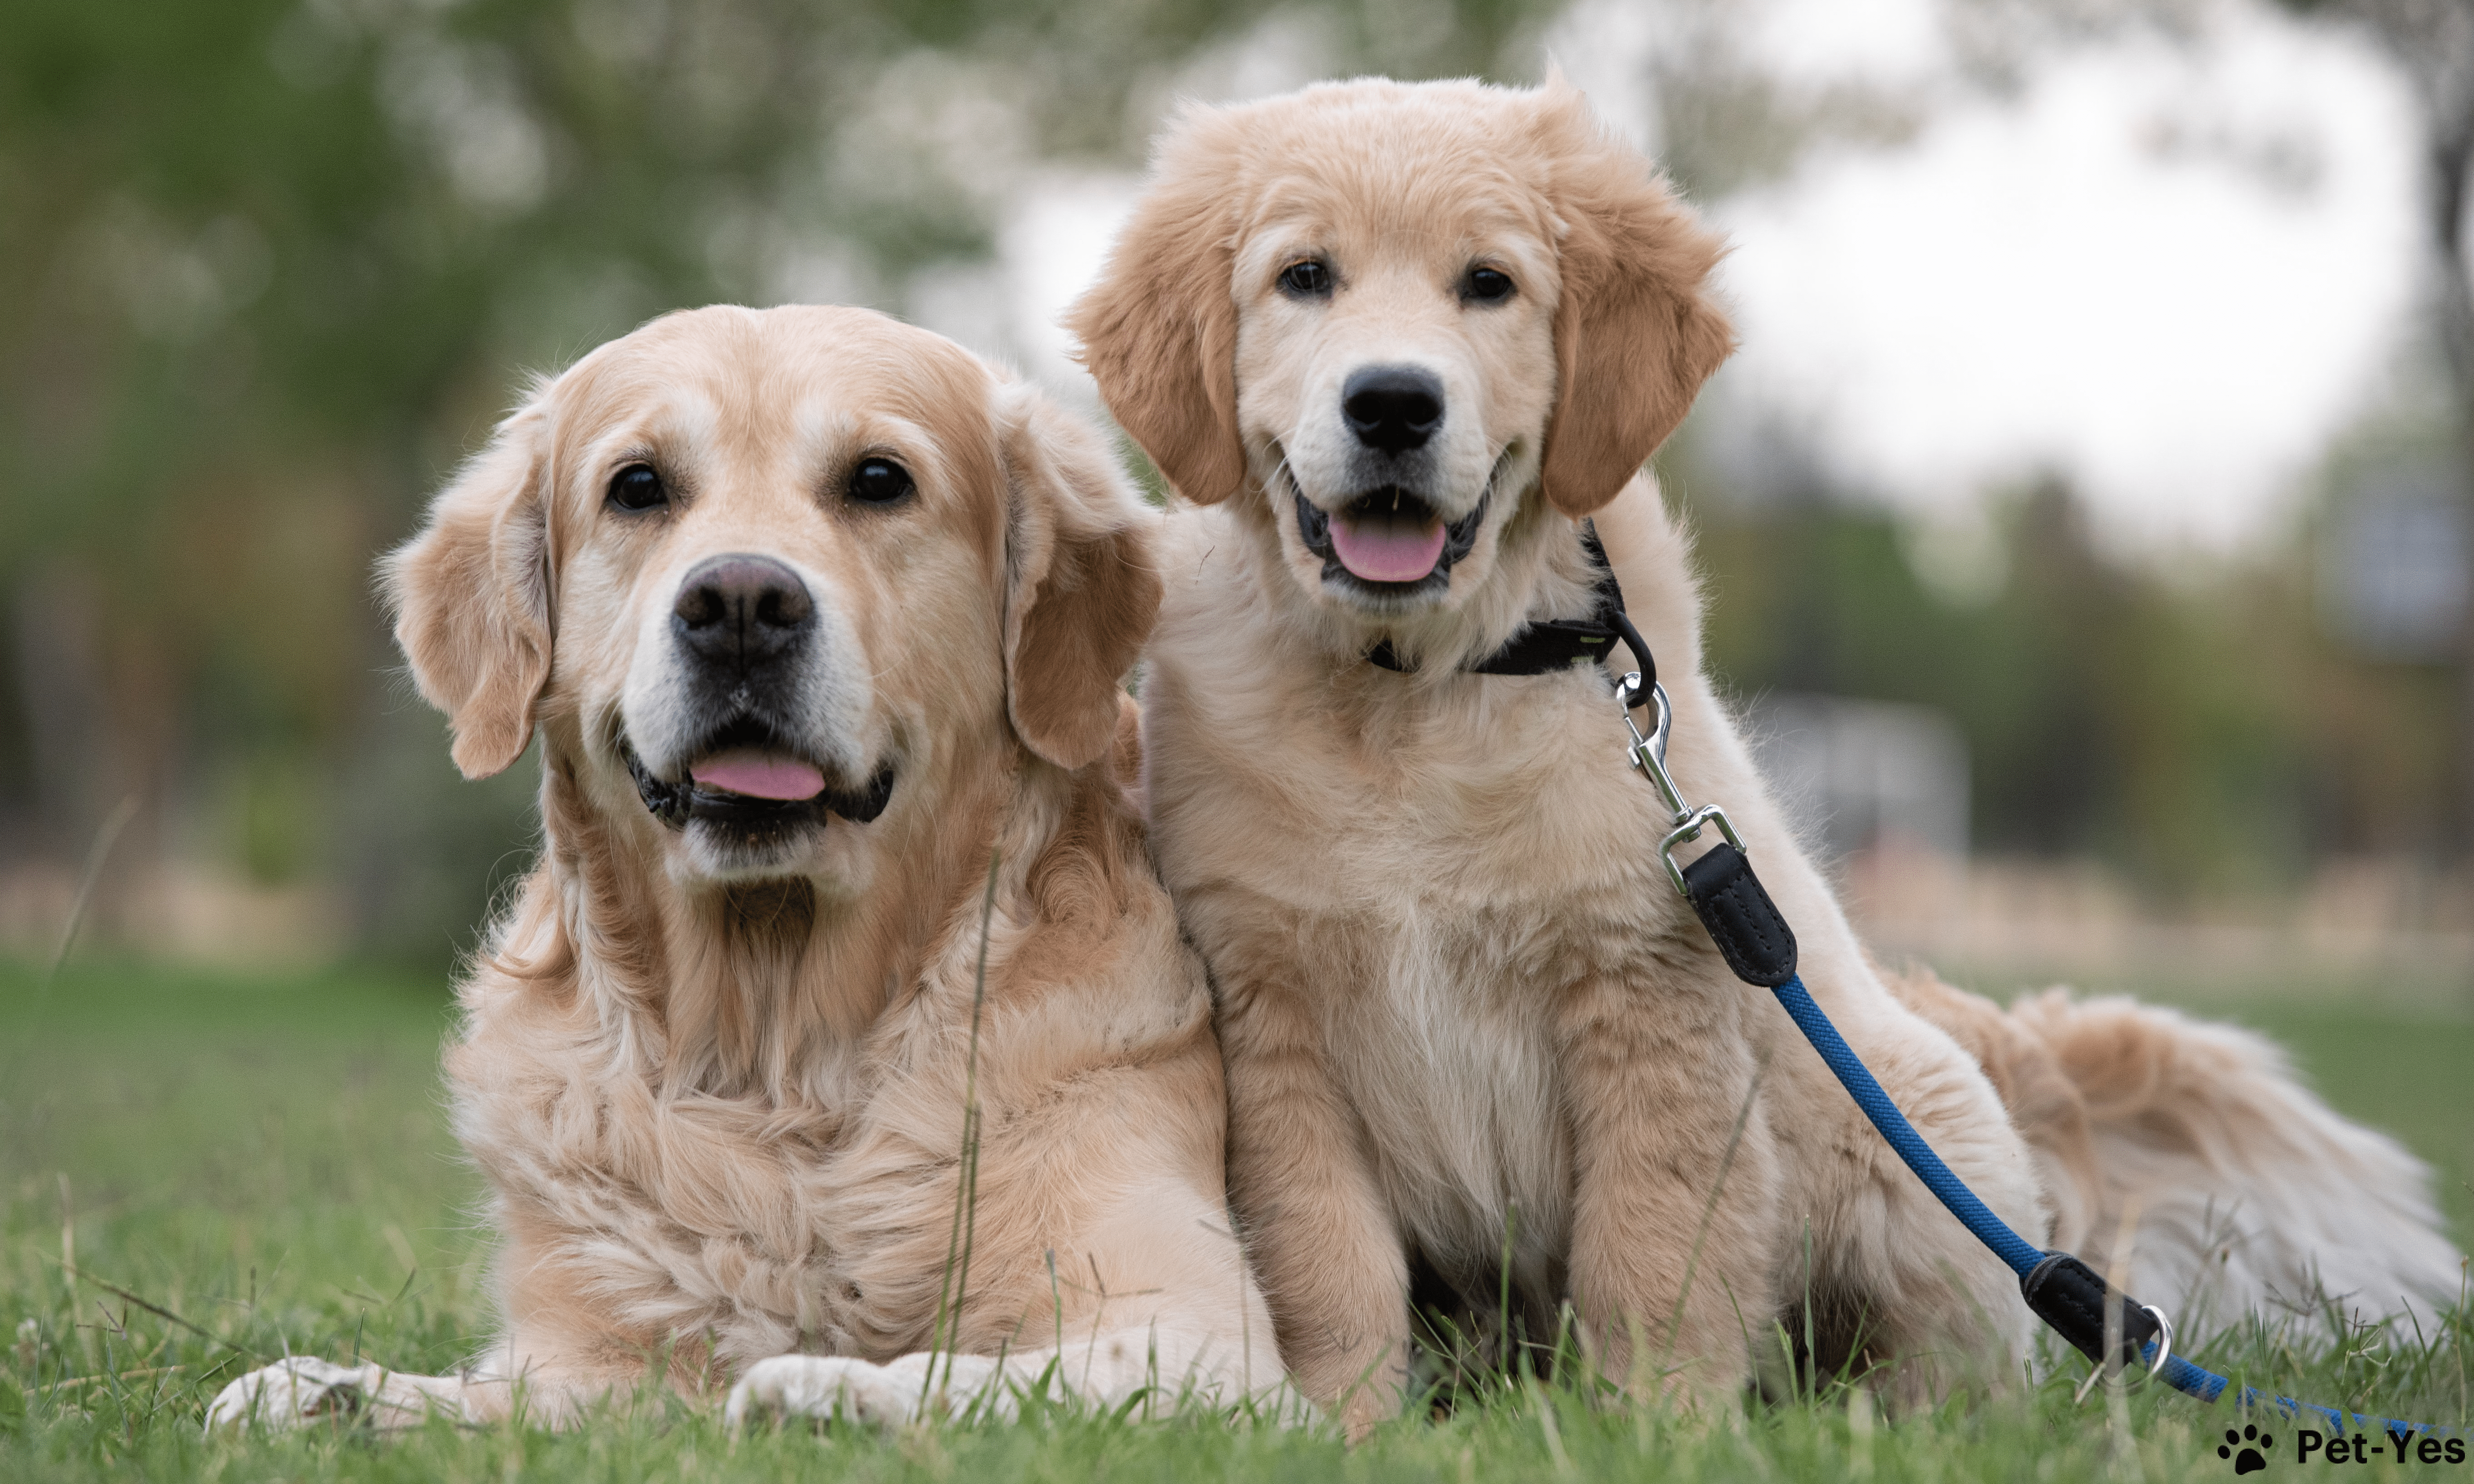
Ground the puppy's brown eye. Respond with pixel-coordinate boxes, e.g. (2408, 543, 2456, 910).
(607, 463, 666, 513)
(848, 457, 914, 505)
(1463, 266, 1515, 304)
(1278, 259, 1333, 300)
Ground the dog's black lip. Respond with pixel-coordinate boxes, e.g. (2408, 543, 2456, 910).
(618, 724, 894, 833)
(1292, 477, 1491, 592)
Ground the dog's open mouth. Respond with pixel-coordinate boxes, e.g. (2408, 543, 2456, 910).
(1295, 484, 1487, 590)
(621, 718, 894, 834)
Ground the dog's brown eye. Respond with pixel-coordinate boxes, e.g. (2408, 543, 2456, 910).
(1278, 259, 1333, 300)
(607, 463, 666, 513)
(1463, 266, 1515, 305)
(848, 457, 914, 505)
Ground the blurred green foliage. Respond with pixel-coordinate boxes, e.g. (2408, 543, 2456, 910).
(0, 0, 2460, 963)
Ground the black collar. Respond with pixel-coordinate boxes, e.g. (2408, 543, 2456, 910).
(1366, 523, 1635, 678)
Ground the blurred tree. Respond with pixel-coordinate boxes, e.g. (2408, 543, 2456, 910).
(2272, 0, 2474, 852)
(1632, 0, 2471, 894)
(0, 0, 1555, 962)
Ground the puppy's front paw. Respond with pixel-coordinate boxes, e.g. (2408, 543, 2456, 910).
(726, 1354, 921, 1428)
(204, 1356, 380, 1433)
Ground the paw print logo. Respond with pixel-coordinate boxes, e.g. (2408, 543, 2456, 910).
(2219, 1424, 2274, 1474)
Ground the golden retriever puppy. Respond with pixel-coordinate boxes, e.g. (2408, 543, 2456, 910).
(206, 305, 1280, 1432)
(1068, 77, 2462, 1431)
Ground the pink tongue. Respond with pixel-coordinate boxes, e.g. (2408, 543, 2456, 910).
(1330, 512, 1448, 583)
(690, 749, 827, 801)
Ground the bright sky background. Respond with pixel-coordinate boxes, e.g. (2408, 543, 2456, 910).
(921, 0, 2431, 556)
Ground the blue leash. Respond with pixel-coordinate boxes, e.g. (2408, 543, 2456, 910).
(1770, 968, 2446, 1437)
(1610, 651, 2457, 1442)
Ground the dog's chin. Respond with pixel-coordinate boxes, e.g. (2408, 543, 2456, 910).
(677, 803, 833, 878)
(1314, 564, 1454, 615)
(675, 818, 839, 883)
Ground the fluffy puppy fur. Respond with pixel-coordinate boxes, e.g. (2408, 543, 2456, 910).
(1893, 971, 2462, 1339)
(207, 305, 1280, 1432)
(1068, 77, 2463, 1433)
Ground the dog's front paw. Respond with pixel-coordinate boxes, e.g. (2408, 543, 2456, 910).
(726, 1354, 924, 1428)
(204, 1357, 381, 1433)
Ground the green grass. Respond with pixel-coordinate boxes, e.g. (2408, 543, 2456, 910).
(3, 959, 2469, 1481)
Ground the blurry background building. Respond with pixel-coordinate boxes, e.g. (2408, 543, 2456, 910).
(3, 0, 2472, 986)
(1749, 694, 1971, 866)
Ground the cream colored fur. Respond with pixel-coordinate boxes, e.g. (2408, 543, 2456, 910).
(207, 305, 1282, 1433)
(1069, 77, 2464, 1435)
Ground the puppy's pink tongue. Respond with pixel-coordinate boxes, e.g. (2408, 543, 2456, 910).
(1330, 513, 1447, 583)
(690, 750, 825, 801)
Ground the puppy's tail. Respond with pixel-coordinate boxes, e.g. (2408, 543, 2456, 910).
(1890, 971, 2465, 1337)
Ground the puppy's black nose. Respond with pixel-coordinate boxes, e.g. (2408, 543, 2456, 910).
(673, 553, 814, 669)
(1342, 365, 1445, 454)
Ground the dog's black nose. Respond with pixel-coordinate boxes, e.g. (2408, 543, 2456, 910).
(1342, 365, 1444, 454)
(673, 553, 814, 669)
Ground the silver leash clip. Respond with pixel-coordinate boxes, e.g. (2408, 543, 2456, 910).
(1616, 671, 1746, 898)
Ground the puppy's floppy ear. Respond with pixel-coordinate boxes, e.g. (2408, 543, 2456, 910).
(381, 399, 554, 779)
(999, 383, 1164, 771)
(1063, 106, 1246, 506)
(1534, 82, 1737, 517)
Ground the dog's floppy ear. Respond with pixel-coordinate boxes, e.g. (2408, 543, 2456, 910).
(1063, 107, 1245, 506)
(999, 383, 1164, 771)
(381, 398, 554, 779)
(1534, 83, 1737, 517)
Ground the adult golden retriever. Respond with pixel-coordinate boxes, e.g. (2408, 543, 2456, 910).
(1068, 77, 2462, 1432)
(207, 305, 1279, 1431)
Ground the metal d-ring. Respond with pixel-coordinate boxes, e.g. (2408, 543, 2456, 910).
(2142, 1304, 2175, 1381)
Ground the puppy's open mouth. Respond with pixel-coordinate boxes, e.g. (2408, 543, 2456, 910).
(621, 718, 894, 834)
(1295, 483, 1488, 591)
